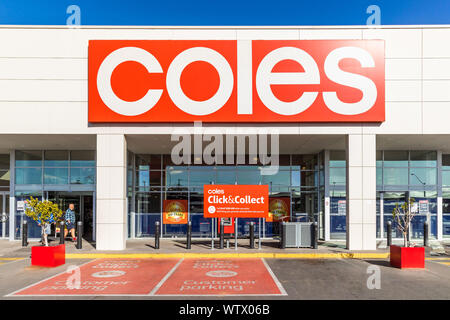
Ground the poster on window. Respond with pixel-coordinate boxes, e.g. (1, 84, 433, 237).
(16, 201, 25, 211)
(418, 200, 429, 214)
(163, 200, 188, 224)
(338, 200, 346, 215)
(267, 197, 290, 222)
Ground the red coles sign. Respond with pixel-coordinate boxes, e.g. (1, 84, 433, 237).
(89, 40, 384, 123)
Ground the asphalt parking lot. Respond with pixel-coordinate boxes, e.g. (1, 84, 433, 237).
(1, 256, 449, 300)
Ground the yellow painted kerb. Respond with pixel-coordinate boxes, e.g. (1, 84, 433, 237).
(65, 252, 390, 259)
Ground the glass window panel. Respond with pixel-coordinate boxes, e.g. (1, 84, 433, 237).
(291, 170, 300, 186)
(261, 170, 290, 186)
(135, 192, 160, 214)
(410, 151, 436, 167)
(330, 215, 346, 239)
(329, 151, 345, 167)
(410, 167, 437, 186)
(408, 194, 437, 214)
(135, 154, 161, 170)
(70, 150, 95, 167)
(216, 167, 236, 184)
(165, 166, 188, 187)
(236, 167, 260, 185)
(44, 151, 68, 167)
(329, 168, 346, 186)
(443, 171, 450, 187)
(190, 214, 211, 237)
(376, 151, 382, 167)
(135, 213, 160, 237)
(44, 167, 68, 184)
(150, 170, 161, 186)
(292, 154, 317, 170)
(443, 154, 450, 169)
(127, 151, 133, 168)
(15, 151, 42, 167)
(190, 167, 215, 186)
(70, 167, 95, 184)
(443, 215, 450, 236)
(0, 169, 10, 187)
(189, 192, 204, 213)
(443, 196, 450, 214)
(383, 151, 408, 167)
(15, 168, 42, 184)
(383, 192, 407, 222)
(136, 170, 150, 190)
(383, 167, 408, 185)
(376, 167, 382, 185)
(411, 215, 437, 238)
(0, 154, 9, 169)
(300, 170, 317, 187)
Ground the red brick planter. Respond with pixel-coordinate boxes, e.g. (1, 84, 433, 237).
(31, 244, 65, 267)
(390, 245, 425, 269)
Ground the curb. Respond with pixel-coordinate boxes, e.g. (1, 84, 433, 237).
(65, 252, 390, 259)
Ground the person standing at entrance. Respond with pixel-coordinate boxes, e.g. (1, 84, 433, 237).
(64, 203, 77, 242)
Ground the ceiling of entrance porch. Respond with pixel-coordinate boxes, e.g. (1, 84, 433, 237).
(0, 134, 96, 153)
(377, 135, 450, 153)
(125, 134, 346, 154)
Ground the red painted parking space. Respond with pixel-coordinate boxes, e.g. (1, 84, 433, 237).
(11, 259, 178, 296)
(155, 258, 286, 296)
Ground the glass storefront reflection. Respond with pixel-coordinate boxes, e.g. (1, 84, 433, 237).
(129, 154, 321, 239)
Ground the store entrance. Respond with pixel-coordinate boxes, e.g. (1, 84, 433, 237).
(45, 191, 94, 241)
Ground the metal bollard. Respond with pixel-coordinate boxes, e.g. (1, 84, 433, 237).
(59, 221, 65, 244)
(312, 222, 318, 249)
(387, 221, 392, 247)
(155, 221, 160, 249)
(424, 221, 429, 247)
(219, 220, 224, 249)
(22, 220, 28, 247)
(281, 222, 286, 249)
(76, 221, 83, 249)
(186, 221, 192, 250)
(249, 222, 255, 249)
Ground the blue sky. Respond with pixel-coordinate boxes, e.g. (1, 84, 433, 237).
(0, 0, 448, 26)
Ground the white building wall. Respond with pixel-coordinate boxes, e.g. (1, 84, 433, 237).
(0, 26, 447, 136)
(0, 25, 449, 249)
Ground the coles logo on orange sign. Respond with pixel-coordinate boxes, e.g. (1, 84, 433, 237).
(163, 200, 188, 224)
(88, 40, 385, 123)
(204, 185, 269, 218)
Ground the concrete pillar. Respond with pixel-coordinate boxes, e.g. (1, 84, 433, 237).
(96, 134, 127, 250)
(346, 134, 376, 250)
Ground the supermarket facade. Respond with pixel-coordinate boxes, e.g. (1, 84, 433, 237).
(0, 25, 450, 251)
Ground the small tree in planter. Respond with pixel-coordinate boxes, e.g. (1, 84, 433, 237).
(392, 197, 416, 247)
(390, 197, 425, 268)
(24, 197, 63, 246)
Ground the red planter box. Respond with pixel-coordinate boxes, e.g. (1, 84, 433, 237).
(31, 244, 65, 267)
(390, 245, 425, 269)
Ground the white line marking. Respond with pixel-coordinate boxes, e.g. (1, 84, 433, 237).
(6, 258, 288, 298)
(262, 258, 288, 296)
(149, 258, 184, 296)
(5, 259, 96, 297)
(5, 293, 284, 297)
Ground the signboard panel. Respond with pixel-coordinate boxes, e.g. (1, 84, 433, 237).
(203, 185, 269, 218)
(418, 200, 429, 215)
(338, 200, 346, 215)
(267, 197, 290, 222)
(163, 200, 188, 224)
(89, 40, 384, 123)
